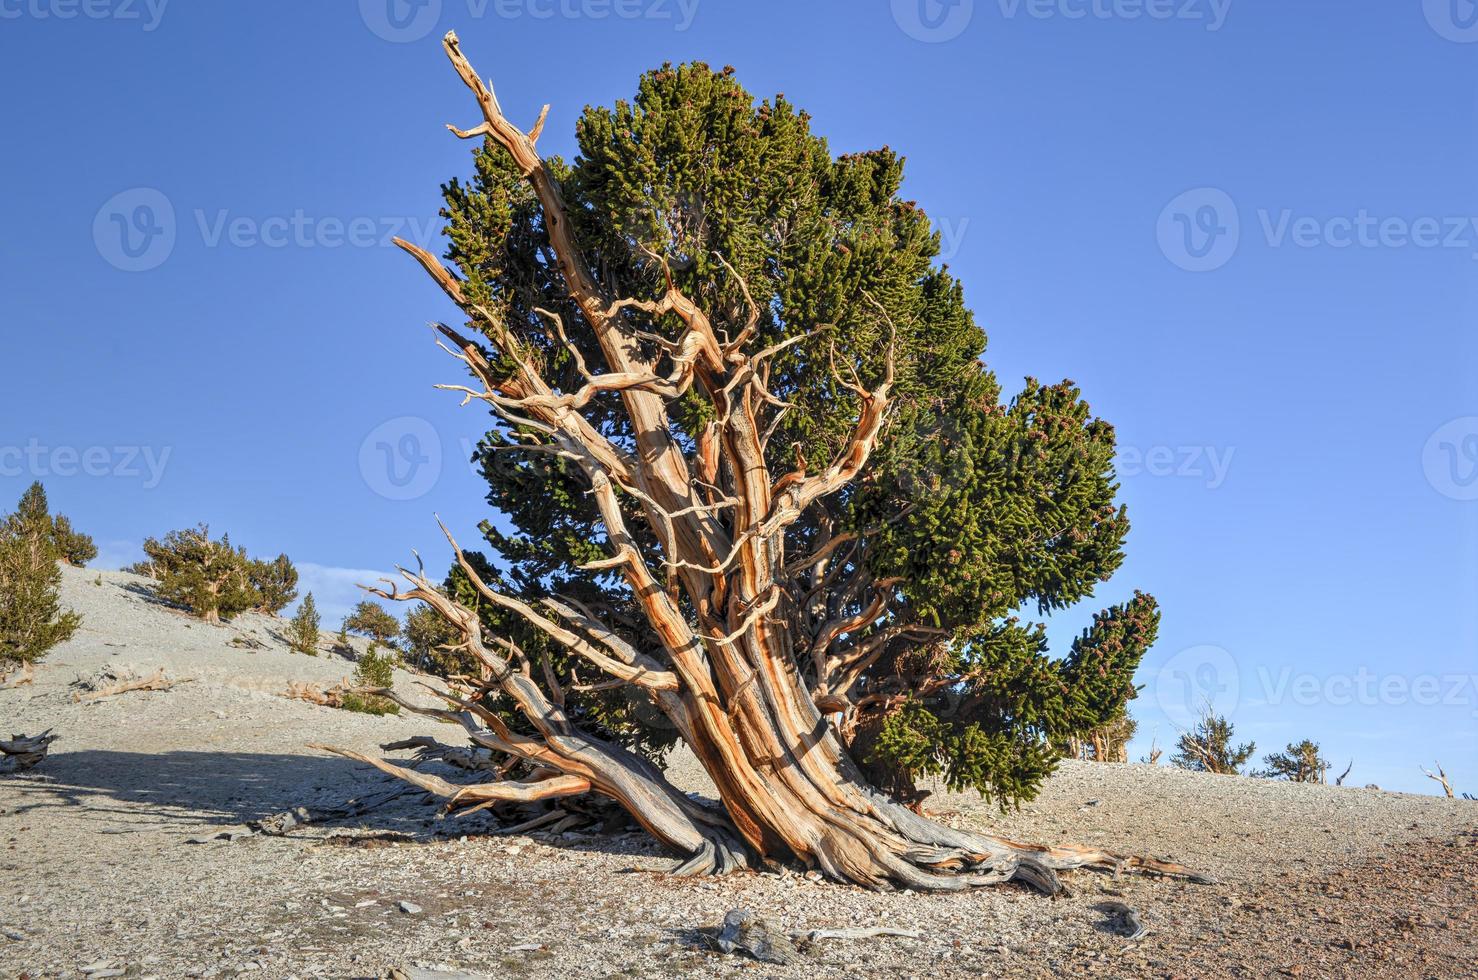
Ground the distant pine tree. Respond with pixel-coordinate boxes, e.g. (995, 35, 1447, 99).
(1172, 705, 1255, 775)
(343, 600, 400, 645)
(288, 592, 321, 656)
(1258, 740, 1330, 783)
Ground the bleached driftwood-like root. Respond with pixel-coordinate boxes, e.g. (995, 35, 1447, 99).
(352, 32, 1213, 895)
(1421, 762, 1455, 799)
(0, 662, 35, 689)
(0, 730, 57, 774)
(282, 680, 350, 707)
(73, 667, 186, 702)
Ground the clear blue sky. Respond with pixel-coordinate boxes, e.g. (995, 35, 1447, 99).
(2, 0, 1475, 793)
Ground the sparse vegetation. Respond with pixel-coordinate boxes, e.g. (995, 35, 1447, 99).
(340, 642, 399, 715)
(0, 484, 81, 666)
(287, 592, 321, 655)
(1259, 740, 1331, 783)
(342, 600, 400, 646)
(1171, 704, 1255, 775)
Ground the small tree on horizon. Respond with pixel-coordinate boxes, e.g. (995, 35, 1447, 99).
(1171, 704, 1255, 775)
(11, 482, 97, 568)
(287, 592, 321, 655)
(1259, 739, 1330, 783)
(342, 600, 400, 645)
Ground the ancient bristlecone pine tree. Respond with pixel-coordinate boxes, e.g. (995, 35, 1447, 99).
(323, 33, 1207, 893)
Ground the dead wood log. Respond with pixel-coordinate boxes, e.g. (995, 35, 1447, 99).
(282, 680, 350, 707)
(0, 662, 35, 689)
(0, 730, 57, 774)
(72, 667, 186, 702)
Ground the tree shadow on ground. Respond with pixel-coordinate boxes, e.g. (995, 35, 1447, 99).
(1, 748, 665, 860)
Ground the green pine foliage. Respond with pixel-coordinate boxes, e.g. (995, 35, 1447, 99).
(248, 554, 299, 615)
(0, 484, 81, 666)
(52, 514, 98, 567)
(141, 525, 259, 624)
(8, 482, 97, 568)
(342, 600, 401, 645)
(288, 592, 321, 655)
(435, 61, 1159, 807)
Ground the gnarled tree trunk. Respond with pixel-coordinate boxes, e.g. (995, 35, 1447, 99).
(322, 32, 1209, 895)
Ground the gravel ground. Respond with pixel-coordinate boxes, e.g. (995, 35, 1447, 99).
(2, 566, 1475, 978)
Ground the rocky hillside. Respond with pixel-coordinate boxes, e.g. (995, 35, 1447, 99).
(1, 565, 1474, 978)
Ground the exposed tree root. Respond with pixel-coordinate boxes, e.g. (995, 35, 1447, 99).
(0, 730, 57, 774)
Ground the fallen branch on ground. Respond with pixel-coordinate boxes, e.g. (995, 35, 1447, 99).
(0, 730, 57, 774)
(282, 680, 350, 708)
(72, 667, 188, 702)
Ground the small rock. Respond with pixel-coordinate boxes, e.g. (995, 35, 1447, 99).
(399, 901, 424, 915)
